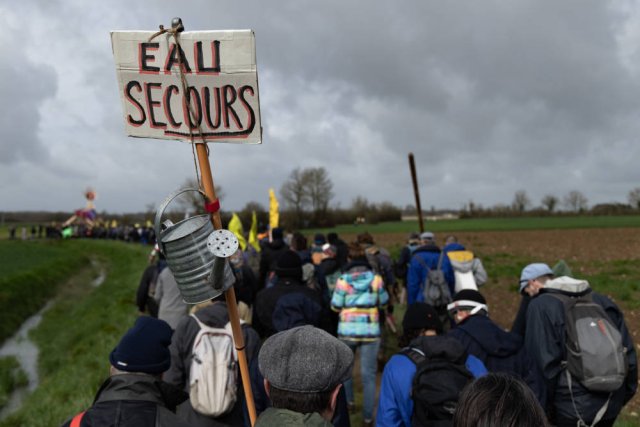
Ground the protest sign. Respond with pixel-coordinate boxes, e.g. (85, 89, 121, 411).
(111, 30, 261, 144)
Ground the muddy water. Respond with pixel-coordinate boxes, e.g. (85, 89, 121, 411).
(0, 301, 53, 419)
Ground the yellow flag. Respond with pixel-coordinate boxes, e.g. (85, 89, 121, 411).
(269, 188, 279, 229)
(228, 213, 247, 251)
(248, 210, 261, 252)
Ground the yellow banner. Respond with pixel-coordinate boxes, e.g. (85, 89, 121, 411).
(228, 213, 247, 251)
(269, 188, 279, 229)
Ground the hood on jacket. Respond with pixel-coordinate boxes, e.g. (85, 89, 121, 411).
(443, 242, 465, 253)
(341, 261, 376, 291)
(456, 315, 522, 357)
(543, 276, 591, 295)
(193, 302, 230, 328)
(409, 335, 468, 365)
(413, 244, 441, 255)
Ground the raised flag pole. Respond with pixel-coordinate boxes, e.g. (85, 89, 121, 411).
(408, 153, 424, 233)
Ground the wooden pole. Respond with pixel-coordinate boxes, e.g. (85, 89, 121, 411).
(195, 143, 257, 426)
(408, 153, 424, 233)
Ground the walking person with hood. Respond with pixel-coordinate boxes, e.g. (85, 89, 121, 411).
(525, 275, 637, 426)
(511, 263, 554, 337)
(331, 242, 389, 427)
(447, 290, 545, 406)
(164, 293, 263, 426)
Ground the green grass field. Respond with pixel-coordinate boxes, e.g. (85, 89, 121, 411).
(307, 215, 640, 235)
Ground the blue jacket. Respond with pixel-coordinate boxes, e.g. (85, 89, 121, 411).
(448, 314, 546, 406)
(406, 245, 454, 304)
(376, 336, 487, 427)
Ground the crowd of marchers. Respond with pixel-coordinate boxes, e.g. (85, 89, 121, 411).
(61, 229, 636, 427)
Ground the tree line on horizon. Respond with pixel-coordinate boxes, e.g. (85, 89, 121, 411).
(2, 169, 640, 229)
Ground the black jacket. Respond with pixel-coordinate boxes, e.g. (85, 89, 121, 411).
(525, 283, 637, 423)
(258, 239, 288, 288)
(60, 374, 190, 427)
(448, 314, 545, 405)
(254, 278, 325, 338)
(510, 294, 531, 337)
(164, 302, 263, 427)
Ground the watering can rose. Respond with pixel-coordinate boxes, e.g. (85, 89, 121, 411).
(111, 30, 262, 144)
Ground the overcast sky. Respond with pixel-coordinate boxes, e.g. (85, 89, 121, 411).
(2, 0, 640, 214)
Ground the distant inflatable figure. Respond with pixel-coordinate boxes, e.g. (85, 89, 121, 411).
(63, 188, 98, 228)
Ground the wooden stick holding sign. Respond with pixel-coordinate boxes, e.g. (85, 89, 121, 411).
(111, 19, 261, 425)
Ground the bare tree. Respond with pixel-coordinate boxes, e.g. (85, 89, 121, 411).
(628, 187, 640, 209)
(541, 194, 559, 212)
(563, 190, 588, 212)
(351, 196, 371, 218)
(280, 168, 310, 218)
(305, 167, 334, 216)
(175, 178, 224, 214)
(512, 190, 531, 213)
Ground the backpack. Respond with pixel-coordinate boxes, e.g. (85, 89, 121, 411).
(550, 292, 628, 393)
(446, 250, 478, 293)
(402, 347, 473, 426)
(417, 252, 452, 309)
(189, 314, 239, 417)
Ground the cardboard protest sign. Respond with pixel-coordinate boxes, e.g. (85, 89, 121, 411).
(111, 30, 261, 144)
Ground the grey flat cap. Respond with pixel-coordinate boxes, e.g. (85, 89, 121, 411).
(259, 325, 354, 393)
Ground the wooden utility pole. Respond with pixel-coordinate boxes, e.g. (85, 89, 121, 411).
(408, 153, 424, 233)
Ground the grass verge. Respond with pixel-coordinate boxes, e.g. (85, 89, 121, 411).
(0, 240, 148, 427)
(0, 240, 90, 344)
(0, 357, 27, 410)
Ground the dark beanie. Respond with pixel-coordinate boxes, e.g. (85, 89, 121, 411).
(271, 227, 283, 240)
(314, 233, 326, 245)
(452, 289, 486, 305)
(275, 250, 303, 280)
(109, 316, 173, 374)
(403, 303, 443, 333)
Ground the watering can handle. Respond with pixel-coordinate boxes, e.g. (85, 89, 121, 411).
(154, 188, 207, 253)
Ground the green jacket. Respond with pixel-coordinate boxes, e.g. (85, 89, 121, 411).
(255, 407, 333, 427)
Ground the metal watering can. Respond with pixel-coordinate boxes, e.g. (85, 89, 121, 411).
(154, 188, 238, 304)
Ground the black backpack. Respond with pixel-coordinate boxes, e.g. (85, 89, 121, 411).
(402, 347, 473, 427)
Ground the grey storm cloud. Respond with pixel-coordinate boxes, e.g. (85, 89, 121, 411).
(0, 44, 56, 164)
(1, 0, 640, 213)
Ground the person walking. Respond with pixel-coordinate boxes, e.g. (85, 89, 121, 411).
(331, 242, 389, 427)
(60, 317, 191, 427)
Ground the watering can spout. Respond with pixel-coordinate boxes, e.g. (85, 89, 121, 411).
(207, 229, 239, 292)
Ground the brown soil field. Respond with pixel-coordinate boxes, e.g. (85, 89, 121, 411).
(343, 228, 640, 420)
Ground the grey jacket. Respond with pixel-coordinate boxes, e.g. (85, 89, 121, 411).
(154, 268, 188, 330)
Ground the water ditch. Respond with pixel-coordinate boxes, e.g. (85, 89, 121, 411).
(0, 261, 106, 420)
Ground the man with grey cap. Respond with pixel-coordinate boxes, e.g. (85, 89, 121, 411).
(511, 263, 554, 337)
(256, 325, 354, 426)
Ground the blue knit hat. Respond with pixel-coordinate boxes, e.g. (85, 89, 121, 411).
(109, 316, 173, 374)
